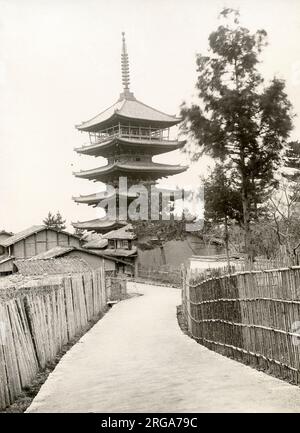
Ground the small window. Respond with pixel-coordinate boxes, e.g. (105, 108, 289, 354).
(117, 240, 129, 249)
(136, 157, 141, 161)
(108, 239, 115, 249)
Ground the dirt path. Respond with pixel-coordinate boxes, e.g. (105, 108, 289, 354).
(27, 282, 300, 413)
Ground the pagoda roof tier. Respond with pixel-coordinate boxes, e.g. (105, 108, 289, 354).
(72, 218, 127, 234)
(73, 161, 188, 182)
(75, 137, 186, 158)
(76, 94, 181, 132)
(73, 186, 181, 206)
(73, 190, 138, 206)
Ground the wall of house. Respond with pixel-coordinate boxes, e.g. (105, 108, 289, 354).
(137, 235, 224, 268)
(66, 250, 106, 271)
(11, 230, 81, 259)
(65, 251, 131, 275)
(103, 258, 116, 273)
(65, 251, 116, 273)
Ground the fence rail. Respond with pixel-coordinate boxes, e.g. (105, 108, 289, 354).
(88, 124, 171, 145)
(0, 269, 125, 410)
(182, 266, 300, 384)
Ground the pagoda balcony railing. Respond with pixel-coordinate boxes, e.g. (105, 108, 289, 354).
(87, 124, 174, 145)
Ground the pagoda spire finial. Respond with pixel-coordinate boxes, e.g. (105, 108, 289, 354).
(121, 32, 130, 92)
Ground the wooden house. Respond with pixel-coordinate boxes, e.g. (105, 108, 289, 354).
(0, 225, 81, 275)
(100, 224, 137, 275)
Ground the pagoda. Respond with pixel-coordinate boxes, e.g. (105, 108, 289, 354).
(73, 33, 188, 243)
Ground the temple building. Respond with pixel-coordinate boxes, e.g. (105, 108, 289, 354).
(73, 33, 188, 269)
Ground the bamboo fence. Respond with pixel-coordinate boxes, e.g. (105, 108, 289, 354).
(0, 268, 115, 410)
(182, 265, 300, 385)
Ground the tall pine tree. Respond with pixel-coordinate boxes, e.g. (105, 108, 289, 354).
(181, 8, 293, 259)
(204, 163, 242, 266)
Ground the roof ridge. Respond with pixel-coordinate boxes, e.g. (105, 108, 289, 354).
(72, 217, 127, 224)
(126, 97, 180, 120)
(118, 161, 187, 168)
(74, 161, 114, 175)
(78, 160, 186, 172)
(0, 225, 80, 247)
(76, 99, 125, 130)
(76, 95, 180, 132)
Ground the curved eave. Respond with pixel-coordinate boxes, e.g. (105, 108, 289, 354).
(73, 187, 181, 206)
(73, 191, 138, 206)
(73, 163, 188, 181)
(75, 138, 186, 157)
(76, 113, 118, 132)
(76, 112, 181, 133)
(72, 219, 127, 233)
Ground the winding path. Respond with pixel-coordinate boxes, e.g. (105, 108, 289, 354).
(27, 282, 300, 412)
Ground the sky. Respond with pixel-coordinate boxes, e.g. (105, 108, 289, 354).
(0, 0, 300, 232)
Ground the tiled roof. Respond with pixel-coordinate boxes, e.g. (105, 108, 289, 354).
(0, 225, 45, 247)
(74, 161, 188, 180)
(30, 245, 122, 263)
(30, 246, 75, 260)
(104, 224, 136, 240)
(73, 190, 137, 206)
(14, 257, 92, 276)
(83, 238, 108, 249)
(75, 137, 186, 157)
(72, 218, 127, 232)
(76, 95, 181, 132)
(0, 225, 80, 248)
